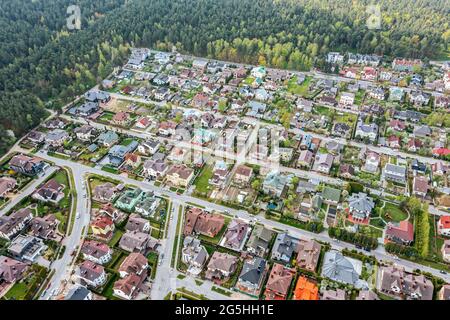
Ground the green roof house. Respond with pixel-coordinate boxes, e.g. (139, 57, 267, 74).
(115, 188, 144, 212)
(321, 187, 341, 205)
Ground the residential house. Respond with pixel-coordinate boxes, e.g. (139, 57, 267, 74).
(220, 219, 251, 251)
(93, 182, 117, 203)
(312, 153, 334, 174)
(9, 154, 45, 176)
(29, 214, 58, 240)
(321, 187, 341, 205)
(246, 225, 275, 257)
(355, 120, 378, 142)
(91, 215, 115, 240)
(385, 221, 414, 245)
(115, 188, 144, 212)
(378, 265, 433, 300)
(119, 231, 152, 253)
(441, 240, 450, 263)
(437, 216, 450, 236)
(181, 236, 209, 276)
(347, 192, 375, 223)
(383, 163, 407, 184)
(356, 290, 379, 300)
(183, 207, 225, 238)
(77, 261, 107, 288)
(142, 160, 168, 179)
(271, 233, 299, 263)
(0, 255, 28, 284)
(118, 253, 148, 278)
(0, 177, 16, 198)
(74, 125, 96, 141)
(362, 150, 380, 173)
(392, 58, 423, 72)
(113, 273, 145, 300)
(97, 131, 119, 147)
(158, 121, 178, 136)
(0, 208, 33, 240)
(412, 176, 429, 197)
(137, 139, 160, 156)
(293, 276, 319, 300)
(264, 263, 295, 300)
(8, 235, 47, 262)
(235, 257, 268, 297)
(322, 289, 347, 300)
(165, 164, 194, 188)
(296, 239, 321, 272)
(233, 165, 253, 185)
(32, 179, 65, 204)
(81, 240, 113, 265)
(205, 252, 238, 281)
(321, 250, 361, 287)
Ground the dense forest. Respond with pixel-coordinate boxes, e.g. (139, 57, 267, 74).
(0, 0, 448, 154)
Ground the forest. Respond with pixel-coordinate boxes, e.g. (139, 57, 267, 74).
(0, 0, 448, 154)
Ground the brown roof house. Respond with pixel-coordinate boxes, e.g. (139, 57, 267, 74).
(385, 221, 414, 245)
(322, 288, 347, 300)
(0, 255, 28, 284)
(119, 231, 155, 253)
(233, 165, 253, 185)
(165, 164, 194, 188)
(183, 207, 225, 238)
(118, 253, 148, 278)
(113, 273, 145, 300)
(93, 182, 117, 203)
(32, 179, 65, 204)
(296, 239, 322, 272)
(0, 208, 33, 240)
(264, 263, 295, 300)
(125, 214, 151, 233)
(76, 260, 107, 288)
(0, 177, 16, 198)
(378, 265, 433, 300)
(29, 214, 58, 240)
(205, 252, 238, 282)
(81, 240, 113, 265)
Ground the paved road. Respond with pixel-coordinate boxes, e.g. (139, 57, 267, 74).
(0, 166, 58, 217)
(39, 164, 91, 300)
(30, 150, 450, 287)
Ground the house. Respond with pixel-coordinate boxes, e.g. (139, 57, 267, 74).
(433, 147, 450, 158)
(183, 207, 225, 237)
(91, 215, 115, 239)
(347, 192, 375, 223)
(27, 131, 45, 144)
(125, 214, 150, 233)
(363, 150, 380, 173)
(393, 110, 425, 123)
(321, 250, 361, 287)
(435, 96, 450, 109)
(389, 119, 406, 132)
(251, 66, 266, 79)
(84, 90, 111, 103)
(432, 161, 448, 176)
(64, 286, 93, 300)
(413, 125, 431, 138)
(233, 165, 253, 185)
(438, 284, 450, 300)
(93, 182, 117, 203)
(0, 255, 28, 284)
(152, 74, 169, 86)
(113, 273, 144, 300)
(44, 118, 67, 129)
(312, 153, 334, 174)
(326, 52, 344, 64)
(322, 289, 347, 300)
(8, 235, 47, 262)
(71, 102, 99, 117)
(437, 216, 450, 236)
(182, 236, 209, 276)
(339, 164, 355, 179)
(355, 120, 378, 142)
(165, 164, 194, 188)
(154, 87, 171, 101)
(409, 91, 430, 106)
(0, 177, 16, 198)
(74, 125, 96, 141)
(9, 154, 45, 176)
(246, 225, 275, 257)
(77, 260, 107, 288)
(167, 147, 188, 163)
(332, 122, 351, 137)
(392, 58, 423, 72)
(0, 208, 33, 240)
(235, 257, 268, 297)
(246, 100, 267, 118)
(378, 265, 433, 300)
(81, 240, 113, 265)
(135, 117, 152, 129)
(361, 67, 377, 81)
(220, 219, 251, 251)
(383, 163, 407, 184)
(321, 187, 341, 205)
(115, 188, 144, 212)
(389, 87, 405, 101)
(123, 153, 141, 169)
(411, 159, 426, 174)
(264, 263, 295, 300)
(297, 150, 314, 168)
(111, 112, 130, 126)
(119, 231, 152, 253)
(271, 233, 299, 263)
(97, 131, 119, 147)
(296, 239, 321, 272)
(29, 214, 58, 240)
(262, 171, 292, 198)
(118, 252, 148, 278)
(293, 276, 319, 300)
(441, 240, 450, 263)
(296, 98, 313, 112)
(142, 160, 168, 179)
(134, 192, 160, 218)
(107, 141, 139, 167)
(138, 139, 160, 156)
(387, 135, 401, 149)
(205, 251, 238, 281)
(412, 176, 429, 197)
(32, 179, 65, 204)
(385, 220, 414, 245)
(192, 92, 209, 109)
(368, 87, 385, 100)
(356, 290, 379, 300)
(339, 92, 355, 107)
(158, 121, 178, 136)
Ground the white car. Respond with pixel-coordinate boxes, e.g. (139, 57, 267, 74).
(76, 212, 80, 219)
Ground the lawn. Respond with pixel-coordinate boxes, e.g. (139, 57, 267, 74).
(314, 105, 335, 118)
(193, 166, 213, 195)
(287, 76, 311, 97)
(108, 230, 124, 247)
(382, 202, 408, 222)
(334, 112, 357, 126)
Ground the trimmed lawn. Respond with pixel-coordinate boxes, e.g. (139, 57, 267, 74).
(287, 76, 311, 97)
(193, 166, 213, 194)
(108, 230, 124, 247)
(382, 202, 408, 223)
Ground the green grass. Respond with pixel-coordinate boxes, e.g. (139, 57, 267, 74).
(4, 282, 28, 300)
(102, 165, 119, 174)
(287, 76, 311, 97)
(211, 286, 232, 297)
(177, 274, 186, 280)
(108, 230, 124, 247)
(193, 166, 213, 194)
(314, 105, 335, 118)
(382, 202, 408, 222)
